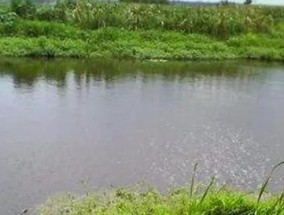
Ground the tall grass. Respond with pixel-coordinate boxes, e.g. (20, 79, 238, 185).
(258, 161, 284, 203)
(1, 1, 284, 60)
(51, 2, 277, 37)
(5, 0, 284, 38)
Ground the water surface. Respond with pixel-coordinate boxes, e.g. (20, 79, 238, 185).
(0, 58, 284, 214)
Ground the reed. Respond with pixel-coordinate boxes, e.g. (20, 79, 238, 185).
(189, 163, 198, 197)
(6, 0, 284, 38)
(258, 161, 284, 203)
(1, 1, 284, 60)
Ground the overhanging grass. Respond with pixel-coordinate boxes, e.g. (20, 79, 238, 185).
(40, 162, 284, 215)
(40, 187, 284, 215)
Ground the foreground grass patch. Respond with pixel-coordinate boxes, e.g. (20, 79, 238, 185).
(40, 162, 284, 215)
(40, 187, 284, 215)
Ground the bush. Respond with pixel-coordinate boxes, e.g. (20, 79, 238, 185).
(35, 6, 68, 22)
(0, 8, 18, 36)
(10, 0, 36, 18)
(120, 0, 169, 4)
(3, 20, 85, 39)
(0, 10, 17, 24)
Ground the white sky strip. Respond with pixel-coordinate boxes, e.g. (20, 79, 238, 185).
(185, 0, 284, 5)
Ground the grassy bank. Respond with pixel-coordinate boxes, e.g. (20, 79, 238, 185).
(0, 26, 284, 60)
(1, 2, 284, 60)
(40, 187, 284, 215)
(40, 163, 284, 215)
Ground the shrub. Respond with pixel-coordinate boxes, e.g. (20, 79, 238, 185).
(120, 0, 169, 4)
(35, 6, 68, 22)
(10, 0, 36, 18)
(0, 10, 17, 24)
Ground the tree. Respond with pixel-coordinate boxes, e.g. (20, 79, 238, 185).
(119, 0, 169, 4)
(244, 0, 252, 5)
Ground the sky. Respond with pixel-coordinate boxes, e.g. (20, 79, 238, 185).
(256, 0, 284, 4)
(247, 0, 284, 5)
(203, 0, 284, 5)
(255, 0, 283, 5)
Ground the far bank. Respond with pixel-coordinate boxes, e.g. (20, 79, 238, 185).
(0, 2, 284, 61)
(1, 26, 284, 61)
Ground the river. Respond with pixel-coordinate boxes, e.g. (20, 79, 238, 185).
(0, 58, 284, 214)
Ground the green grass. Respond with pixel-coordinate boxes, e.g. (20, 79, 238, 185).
(1, 2, 284, 60)
(40, 187, 284, 215)
(0, 26, 283, 60)
(30, 2, 284, 38)
(40, 162, 284, 215)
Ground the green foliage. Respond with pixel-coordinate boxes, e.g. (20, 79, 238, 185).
(14, 20, 85, 38)
(35, 6, 67, 21)
(0, 25, 284, 61)
(120, 0, 168, 5)
(0, 3, 284, 61)
(10, 0, 36, 18)
(57, 3, 275, 38)
(0, 9, 17, 24)
(56, 0, 77, 9)
(0, 36, 87, 58)
(40, 187, 284, 215)
(244, 0, 252, 5)
(0, 8, 18, 35)
(261, 6, 284, 21)
(6, 1, 281, 38)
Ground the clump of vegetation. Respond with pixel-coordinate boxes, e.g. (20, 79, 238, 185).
(0, 26, 284, 60)
(30, 1, 279, 38)
(40, 162, 284, 215)
(10, 0, 36, 18)
(0, 0, 284, 60)
(244, 0, 252, 5)
(40, 188, 284, 215)
(5, 0, 284, 37)
(120, 0, 169, 5)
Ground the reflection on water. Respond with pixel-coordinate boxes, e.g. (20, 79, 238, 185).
(0, 58, 284, 214)
(0, 58, 269, 88)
